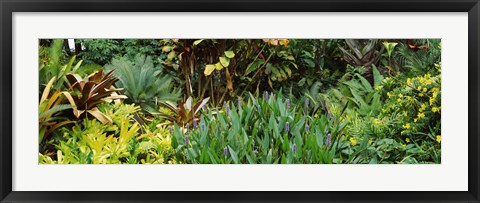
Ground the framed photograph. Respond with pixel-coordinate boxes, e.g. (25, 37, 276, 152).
(1, 0, 479, 202)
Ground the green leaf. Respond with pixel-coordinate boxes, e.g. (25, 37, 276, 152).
(372, 65, 384, 87)
(224, 51, 235, 58)
(285, 55, 295, 61)
(283, 66, 292, 77)
(267, 149, 273, 163)
(298, 78, 306, 86)
(207, 149, 219, 164)
(245, 59, 264, 75)
(356, 74, 372, 92)
(187, 148, 198, 159)
(271, 66, 280, 77)
(382, 41, 398, 58)
(304, 59, 315, 68)
(265, 63, 272, 74)
(228, 146, 239, 164)
(39, 104, 72, 119)
(246, 154, 256, 164)
(281, 154, 287, 164)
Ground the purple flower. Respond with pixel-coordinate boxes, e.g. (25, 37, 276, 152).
(201, 123, 205, 130)
(238, 98, 242, 106)
(292, 143, 297, 153)
(193, 119, 197, 129)
(264, 91, 269, 100)
(185, 135, 189, 145)
(286, 99, 290, 109)
(226, 105, 230, 116)
(305, 125, 309, 131)
(285, 122, 290, 132)
(327, 111, 332, 120)
(305, 98, 310, 106)
(185, 123, 190, 134)
(326, 133, 331, 147)
(224, 147, 228, 156)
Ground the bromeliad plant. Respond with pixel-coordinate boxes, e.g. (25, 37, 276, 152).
(157, 96, 210, 127)
(40, 102, 177, 164)
(39, 77, 75, 142)
(338, 39, 385, 82)
(64, 69, 127, 124)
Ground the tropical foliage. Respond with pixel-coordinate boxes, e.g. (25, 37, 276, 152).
(39, 38, 441, 164)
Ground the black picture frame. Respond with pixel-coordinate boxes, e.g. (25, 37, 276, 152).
(1, 0, 479, 202)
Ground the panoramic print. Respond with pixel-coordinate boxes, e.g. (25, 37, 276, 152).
(39, 39, 441, 164)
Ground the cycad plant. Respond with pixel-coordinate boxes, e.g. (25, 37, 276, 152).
(105, 54, 181, 112)
(392, 39, 441, 77)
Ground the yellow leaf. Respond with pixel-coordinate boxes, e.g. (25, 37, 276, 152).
(45, 90, 63, 113)
(162, 46, 173, 52)
(88, 108, 112, 124)
(279, 39, 289, 46)
(268, 77, 273, 89)
(215, 62, 224, 70)
(204, 64, 216, 76)
(193, 39, 204, 46)
(40, 77, 56, 104)
(62, 91, 79, 117)
(269, 39, 278, 46)
(219, 56, 229, 67)
(167, 51, 177, 60)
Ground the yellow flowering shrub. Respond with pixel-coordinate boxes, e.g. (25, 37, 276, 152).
(379, 67, 441, 151)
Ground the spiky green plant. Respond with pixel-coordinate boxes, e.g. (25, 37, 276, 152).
(105, 54, 181, 112)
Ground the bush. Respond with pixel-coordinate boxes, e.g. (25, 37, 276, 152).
(105, 54, 182, 112)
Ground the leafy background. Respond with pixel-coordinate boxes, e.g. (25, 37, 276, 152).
(39, 39, 441, 164)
